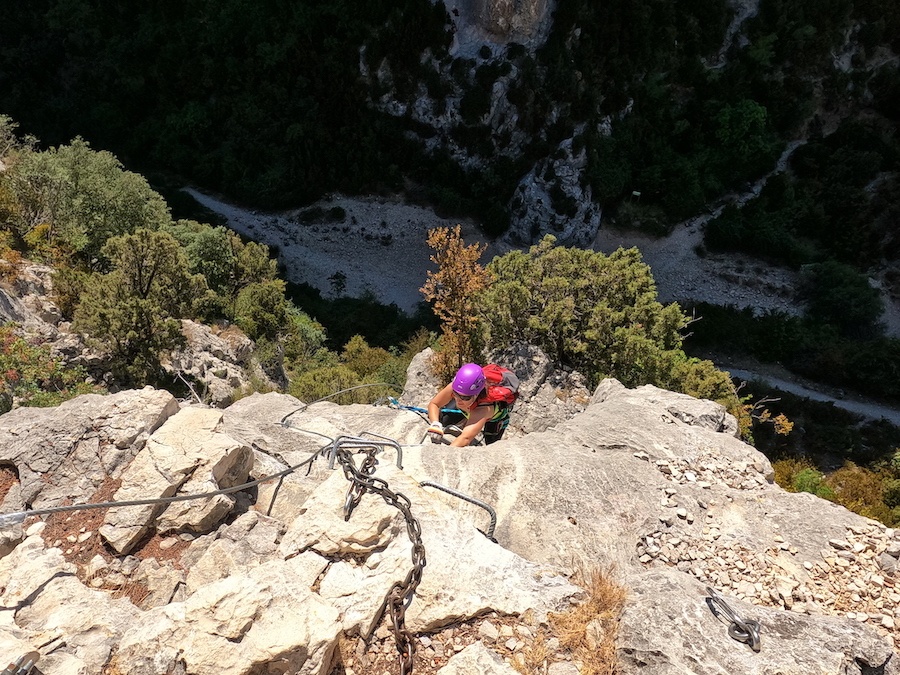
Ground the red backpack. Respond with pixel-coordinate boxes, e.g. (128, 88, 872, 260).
(481, 364, 520, 406)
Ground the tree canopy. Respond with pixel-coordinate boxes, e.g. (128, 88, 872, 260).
(477, 236, 736, 407)
(5, 138, 170, 265)
(73, 230, 207, 384)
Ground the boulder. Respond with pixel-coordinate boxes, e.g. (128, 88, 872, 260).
(399, 346, 442, 407)
(100, 406, 253, 553)
(400, 378, 898, 672)
(487, 341, 592, 436)
(0, 387, 179, 513)
(279, 464, 580, 636)
(0, 262, 62, 334)
(108, 557, 342, 675)
(164, 320, 284, 408)
(220, 391, 424, 522)
(0, 534, 143, 673)
(594, 378, 739, 436)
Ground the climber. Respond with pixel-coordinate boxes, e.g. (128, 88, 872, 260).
(425, 363, 517, 447)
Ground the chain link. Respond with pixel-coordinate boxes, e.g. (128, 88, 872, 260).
(706, 586, 761, 652)
(333, 443, 426, 675)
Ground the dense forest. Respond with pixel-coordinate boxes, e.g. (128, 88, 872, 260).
(1, 0, 900, 521)
(3, 0, 897, 233)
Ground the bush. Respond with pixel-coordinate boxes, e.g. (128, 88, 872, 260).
(234, 280, 289, 341)
(612, 201, 670, 237)
(800, 261, 884, 336)
(884, 478, 900, 509)
(792, 468, 836, 500)
(824, 462, 893, 524)
(478, 235, 744, 426)
(288, 365, 364, 405)
(341, 335, 392, 378)
(7, 139, 170, 265)
(0, 325, 98, 411)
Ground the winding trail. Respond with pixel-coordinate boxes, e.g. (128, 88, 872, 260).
(725, 366, 900, 426)
(592, 142, 806, 319)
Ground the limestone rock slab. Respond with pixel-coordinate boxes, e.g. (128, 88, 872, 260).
(100, 406, 252, 553)
(0, 387, 178, 511)
(618, 568, 897, 675)
(285, 463, 580, 638)
(109, 557, 342, 675)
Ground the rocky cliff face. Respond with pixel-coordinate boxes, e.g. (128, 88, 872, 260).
(363, 0, 605, 248)
(0, 353, 895, 674)
(473, 0, 551, 41)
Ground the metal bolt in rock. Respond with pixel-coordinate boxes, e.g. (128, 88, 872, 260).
(706, 586, 761, 652)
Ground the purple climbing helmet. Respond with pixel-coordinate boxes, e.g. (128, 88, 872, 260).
(452, 363, 485, 397)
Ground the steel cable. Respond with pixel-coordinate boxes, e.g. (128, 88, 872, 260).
(0, 442, 333, 529)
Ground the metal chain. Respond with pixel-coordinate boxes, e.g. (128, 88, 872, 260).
(333, 444, 426, 675)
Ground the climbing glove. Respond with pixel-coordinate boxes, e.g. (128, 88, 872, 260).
(426, 421, 444, 443)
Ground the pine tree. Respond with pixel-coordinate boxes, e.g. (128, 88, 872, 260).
(419, 225, 491, 380)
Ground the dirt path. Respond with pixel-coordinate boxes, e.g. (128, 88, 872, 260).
(593, 140, 900, 337)
(726, 365, 900, 426)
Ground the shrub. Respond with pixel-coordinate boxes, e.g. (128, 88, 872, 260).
(824, 462, 893, 524)
(545, 566, 626, 675)
(884, 478, 900, 509)
(0, 325, 98, 411)
(234, 280, 289, 341)
(51, 266, 91, 320)
(792, 468, 836, 500)
(341, 335, 392, 378)
(288, 365, 364, 405)
(477, 236, 761, 433)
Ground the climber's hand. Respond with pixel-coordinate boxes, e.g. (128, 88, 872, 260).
(426, 421, 444, 444)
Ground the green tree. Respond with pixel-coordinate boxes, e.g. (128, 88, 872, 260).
(234, 279, 290, 342)
(166, 220, 235, 295)
(714, 99, 777, 174)
(6, 139, 170, 264)
(477, 235, 740, 409)
(800, 261, 884, 336)
(792, 468, 836, 500)
(166, 219, 277, 296)
(0, 115, 34, 165)
(282, 306, 330, 369)
(73, 230, 207, 384)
